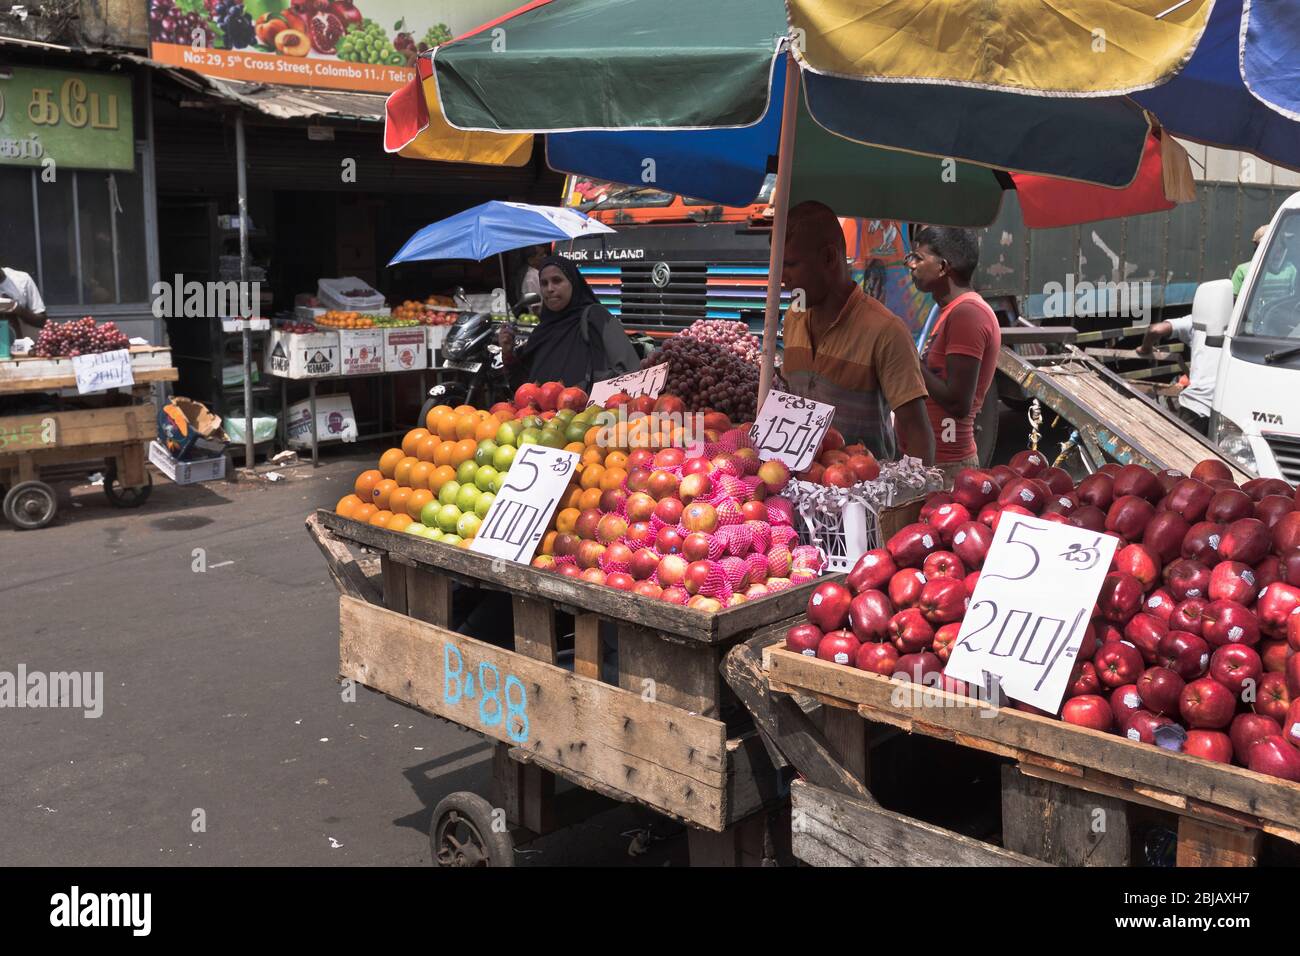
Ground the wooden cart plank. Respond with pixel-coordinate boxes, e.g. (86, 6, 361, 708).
(1176, 817, 1261, 867)
(792, 779, 1048, 867)
(768, 646, 1300, 831)
(0, 405, 155, 453)
(320, 509, 822, 644)
(339, 596, 732, 829)
(618, 623, 721, 718)
(0, 367, 178, 394)
(304, 513, 381, 605)
(1001, 766, 1131, 866)
(574, 615, 602, 680)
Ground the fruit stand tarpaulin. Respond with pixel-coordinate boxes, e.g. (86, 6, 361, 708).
(0, 67, 134, 171)
(147, 0, 520, 94)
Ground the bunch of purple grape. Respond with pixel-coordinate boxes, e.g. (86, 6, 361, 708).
(640, 334, 760, 422)
(680, 320, 764, 365)
(211, 0, 254, 48)
(34, 317, 130, 358)
(149, 0, 217, 46)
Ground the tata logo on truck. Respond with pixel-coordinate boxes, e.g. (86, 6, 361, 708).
(1253, 411, 1284, 425)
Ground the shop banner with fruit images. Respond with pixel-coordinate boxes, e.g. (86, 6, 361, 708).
(148, 0, 520, 94)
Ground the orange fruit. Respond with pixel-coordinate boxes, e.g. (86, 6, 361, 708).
(541, 530, 558, 555)
(415, 436, 440, 462)
(579, 487, 603, 512)
(369, 509, 395, 527)
(455, 413, 478, 440)
(386, 512, 414, 532)
(453, 439, 478, 466)
(406, 488, 434, 520)
(562, 486, 583, 510)
(393, 456, 419, 487)
(336, 494, 362, 518)
(584, 426, 602, 446)
(433, 441, 456, 467)
(599, 467, 627, 491)
(372, 479, 398, 510)
(475, 416, 502, 441)
(389, 486, 413, 517)
(352, 503, 377, 524)
(565, 441, 586, 454)
(453, 404, 477, 417)
(580, 463, 605, 490)
(604, 451, 628, 470)
(354, 469, 383, 499)
(433, 410, 459, 440)
(581, 446, 604, 466)
(408, 461, 434, 490)
(378, 447, 405, 479)
(430, 465, 457, 493)
(401, 428, 431, 458)
(556, 508, 580, 534)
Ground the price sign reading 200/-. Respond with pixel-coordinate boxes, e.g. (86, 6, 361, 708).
(470, 445, 580, 563)
(749, 389, 836, 473)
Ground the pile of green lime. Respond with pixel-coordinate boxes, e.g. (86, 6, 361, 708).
(338, 20, 403, 65)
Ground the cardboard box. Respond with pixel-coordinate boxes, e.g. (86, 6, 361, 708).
(383, 328, 429, 372)
(157, 396, 227, 461)
(338, 329, 384, 376)
(285, 395, 356, 448)
(265, 330, 340, 379)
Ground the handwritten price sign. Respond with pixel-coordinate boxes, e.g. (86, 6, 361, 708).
(470, 445, 580, 563)
(944, 513, 1119, 713)
(71, 349, 134, 395)
(748, 389, 836, 473)
(587, 364, 668, 407)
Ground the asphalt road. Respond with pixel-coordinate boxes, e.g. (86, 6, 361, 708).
(0, 453, 686, 867)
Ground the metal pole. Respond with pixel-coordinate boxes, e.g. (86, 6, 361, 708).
(235, 112, 254, 469)
(498, 252, 508, 307)
(758, 50, 800, 406)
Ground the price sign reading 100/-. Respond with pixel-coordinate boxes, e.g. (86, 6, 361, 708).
(748, 389, 836, 473)
(470, 445, 581, 564)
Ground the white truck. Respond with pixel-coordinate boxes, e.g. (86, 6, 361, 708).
(1196, 192, 1300, 483)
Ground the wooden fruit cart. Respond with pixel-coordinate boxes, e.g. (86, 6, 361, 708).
(307, 508, 826, 866)
(0, 347, 178, 529)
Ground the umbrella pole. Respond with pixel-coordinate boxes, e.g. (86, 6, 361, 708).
(498, 252, 508, 308)
(758, 50, 800, 407)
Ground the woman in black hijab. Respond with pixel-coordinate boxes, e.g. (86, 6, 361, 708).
(499, 254, 635, 390)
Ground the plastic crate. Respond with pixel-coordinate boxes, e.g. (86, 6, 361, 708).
(791, 485, 879, 573)
(149, 441, 227, 485)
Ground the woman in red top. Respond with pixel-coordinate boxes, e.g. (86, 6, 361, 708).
(907, 226, 1002, 487)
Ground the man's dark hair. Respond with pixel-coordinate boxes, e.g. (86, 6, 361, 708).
(914, 225, 980, 284)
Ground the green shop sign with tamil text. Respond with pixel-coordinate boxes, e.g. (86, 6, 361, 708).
(0, 67, 134, 171)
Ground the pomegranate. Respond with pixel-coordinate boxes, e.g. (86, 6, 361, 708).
(307, 10, 344, 54)
(330, 0, 363, 27)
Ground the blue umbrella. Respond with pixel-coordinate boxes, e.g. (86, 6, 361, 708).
(1135, 0, 1300, 170)
(389, 200, 614, 266)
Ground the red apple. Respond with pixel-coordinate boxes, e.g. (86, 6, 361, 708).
(1008, 449, 1048, 478)
(681, 455, 710, 478)
(682, 532, 714, 563)
(660, 586, 688, 606)
(1067, 660, 1102, 697)
(596, 514, 630, 546)
(599, 488, 629, 515)
(848, 590, 895, 643)
(605, 571, 635, 591)
(886, 522, 941, 568)
(686, 595, 722, 612)
(964, 571, 982, 595)
(1281, 548, 1300, 587)
(1254, 495, 1295, 531)
(1165, 558, 1212, 602)
(1156, 468, 1188, 495)
(1069, 504, 1107, 532)
(1257, 583, 1300, 637)
(816, 629, 861, 666)
(1113, 464, 1164, 503)
(682, 501, 718, 533)
(1137, 666, 1185, 715)
(1184, 729, 1234, 763)
(1210, 643, 1263, 697)
(1170, 597, 1208, 635)
(927, 502, 972, 545)
(889, 608, 935, 654)
(856, 641, 900, 675)
(634, 581, 665, 600)
(932, 622, 961, 662)
(1106, 495, 1156, 541)
(846, 548, 897, 595)
(1114, 543, 1162, 591)
(1076, 473, 1115, 511)
(576, 540, 607, 570)
(1111, 683, 1145, 726)
(807, 581, 854, 632)
(556, 563, 583, 579)
(1181, 521, 1224, 564)
(894, 651, 943, 684)
(1043, 493, 1080, 517)
(1078, 620, 1101, 660)
(1158, 629, 1211, 679)
(627, 548, 660, 581)
(580, 568, 608, 587)
(1094, 640, 1145, 688)
(1208, 489, 1254, 524)
(1062, 695, 1114, 732)
(1208, 561, 1259, 605)
(682, 560, 714, 596)
(1274, 512, 1300, 555)
(1124, 613, 1167, 664)
(918, 577, 968, 625)
(1180, 677, 1236, 728)
(1262, 639, 1289, 673)
(1191, 459, 1234, 483)
(998, 478, 1048, 514)
(1247, 736, 1300, 781)
(1124, 710, 1175, 744)
(1041, 466, 1075, 495)
(740, 500, 768, 523)
(1161, 478, 1215, 524)
(1144, 588, 1178, 624)
(922, 551, 966, 582)
(1284, 699, 1300, 750)
(1231, 712, 1283, 763)
(888, 568, 928, 609)
(1201, 599, 1260, 647)
(655, 526, 685, 555)
(1143, 510, 1191, 564)
(1097, 572, 1145, 624)
(679, 473, 712, 505)
(1220, 517, 1271, 566)
(951, 468, 999, 512)
(951, 521, 993, 570)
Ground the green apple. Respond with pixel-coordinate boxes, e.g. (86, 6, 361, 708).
(456, 460, 478, 485)
(474, 492, 495, 518)
(455, 484, 482, 513)
(440, 533, 463, 547)
(474, 465, 498, 492)
(404, 522, 428, 537)
(456, 512, 482, 539)
(564, 421, 589, 445)
(492, 445, 516, 471)
(540, 428, 567, 449)
(426, 528, 445, 542)
(519, 427, 542, 447)
(436, 503, 463, 534)
(437, 480, 461, 506)
(419, 500, 442, 528)
(555, 408, 576, 422)
(474, 439, 499, 467)
(495, 422, 520, 447)
(489, 472, 505, 494)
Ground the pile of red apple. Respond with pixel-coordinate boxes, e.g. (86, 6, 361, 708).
(534, 431, 826, 611)
(489, 381, 590, 420)
(786, 450, 1300, 783)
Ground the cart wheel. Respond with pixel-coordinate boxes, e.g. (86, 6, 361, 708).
(3, 480, 58, 530)
(429, 792, 515, 868)
(103, 465, 153, 508)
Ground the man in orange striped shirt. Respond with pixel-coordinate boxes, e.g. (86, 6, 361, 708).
(780, 202, 934, 464)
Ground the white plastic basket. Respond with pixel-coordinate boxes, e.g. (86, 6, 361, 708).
(317, 276, 386, 313)
(791, 484, 881, 573)
(149, 441, 227, 484)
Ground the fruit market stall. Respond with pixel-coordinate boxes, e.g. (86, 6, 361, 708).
(0, 319, 179, 529)
(724, 455, 1300, 867)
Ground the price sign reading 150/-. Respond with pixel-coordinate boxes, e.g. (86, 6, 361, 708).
(470, 445, 580, 564)
(749, 389, 836, 473)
